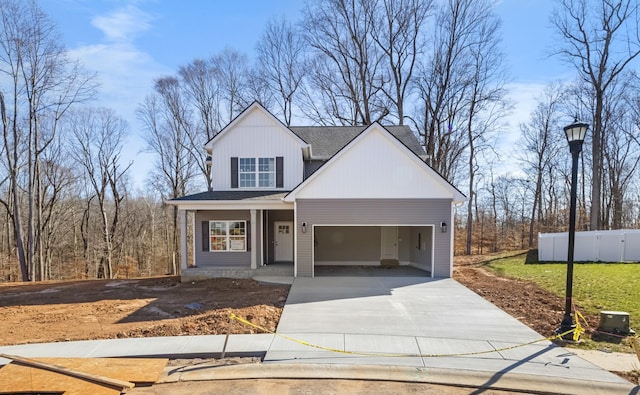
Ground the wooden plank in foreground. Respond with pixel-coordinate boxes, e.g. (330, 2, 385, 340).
(0, 356, 168, 395)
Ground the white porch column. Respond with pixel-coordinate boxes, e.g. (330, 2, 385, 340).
(250, 209, 257, 269)
(259, 210, 264, 266)
(179, 209, 188, 271)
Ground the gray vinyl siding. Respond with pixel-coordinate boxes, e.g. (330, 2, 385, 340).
(315, 226, 381, 262)
(296, 199, 452, 277)
(410, 226, 433, 271)
(194, 210, 259, 267)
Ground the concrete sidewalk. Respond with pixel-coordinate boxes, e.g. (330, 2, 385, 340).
(0, 277, 637, 394)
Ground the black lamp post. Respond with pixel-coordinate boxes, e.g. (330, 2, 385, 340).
(557, 119, 589, 340)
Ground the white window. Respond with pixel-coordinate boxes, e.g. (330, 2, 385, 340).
(239, 158, 256, 188)
(209, 221, 246, 252)
(258, 157, 275, 187)
(239, 157, 274, 188)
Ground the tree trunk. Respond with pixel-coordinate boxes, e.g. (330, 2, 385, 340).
(590, 93, 603, 231)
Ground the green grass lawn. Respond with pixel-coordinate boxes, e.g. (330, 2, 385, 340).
(486, 253, 640, 331)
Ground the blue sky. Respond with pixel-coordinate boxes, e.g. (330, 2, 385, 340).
(39, 0, 573, 189)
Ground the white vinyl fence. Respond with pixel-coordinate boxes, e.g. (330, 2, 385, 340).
(538, 229, 640, 262)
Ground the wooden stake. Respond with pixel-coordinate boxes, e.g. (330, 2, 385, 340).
(221, 315, 235, 359)
(0, 353, 135, 390)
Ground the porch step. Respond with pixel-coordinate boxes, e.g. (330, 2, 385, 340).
(180, 264, 294, 282)
(181, 267, 253, 281)
(255, 263, 294, 276)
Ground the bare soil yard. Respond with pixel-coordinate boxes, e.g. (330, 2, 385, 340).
(0, 277, 288, 345)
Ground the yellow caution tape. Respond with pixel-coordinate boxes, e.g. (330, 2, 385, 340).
(573, 310, 587, 342)
(229, 313, 574, 358)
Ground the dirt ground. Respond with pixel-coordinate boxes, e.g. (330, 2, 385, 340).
(0, 276, 288, 345)
(0, 253, 637, 386)
(452, 252, 601, 338)
(128, 378, 522, 395)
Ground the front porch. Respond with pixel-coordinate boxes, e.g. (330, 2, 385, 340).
(176, 193, 295, 277)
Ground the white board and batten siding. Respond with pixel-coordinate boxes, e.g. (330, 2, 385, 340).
(208, 106, 305, 191)
(538, 229, 640, 262)
(296, 199, 453, 277)
(290, 125, 456, 200)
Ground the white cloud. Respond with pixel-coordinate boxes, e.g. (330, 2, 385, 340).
(66, 5, 170, 190)
(91, 5, 153, 43)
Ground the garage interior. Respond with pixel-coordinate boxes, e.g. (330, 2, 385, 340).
(313, 225, 433, 277)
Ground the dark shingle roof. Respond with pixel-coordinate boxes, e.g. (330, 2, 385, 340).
(290, 125, 424, 159)
(172, 190, 287, 201)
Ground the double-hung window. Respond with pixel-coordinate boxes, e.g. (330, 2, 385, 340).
(239, 157, 274, 188)
(239, 158, 256, 188)
(209, 221, 246, 252)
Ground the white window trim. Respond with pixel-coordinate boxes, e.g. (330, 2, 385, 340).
(209, 220, 247, 252)
(239, 157, 275, 188)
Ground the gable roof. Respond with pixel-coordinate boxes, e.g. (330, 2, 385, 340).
(291, 125, 424, 160)
(204, 101, 309, 154)
(285, 122, 466, 203)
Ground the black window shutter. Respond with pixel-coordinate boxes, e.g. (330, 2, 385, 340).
(276, 156, 284, 188)
(202, 221, 209, 251)
(246, 221, 251, 251)
(231, 157, 238, 188)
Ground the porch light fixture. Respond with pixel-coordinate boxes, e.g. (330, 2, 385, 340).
(301, 222, 307, 233)
(556, 118, 589, 341)
(205, 155, 212, 167)
(440, 222, 447, 233)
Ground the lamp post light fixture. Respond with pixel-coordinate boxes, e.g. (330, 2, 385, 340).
(557, 119, 589, 340)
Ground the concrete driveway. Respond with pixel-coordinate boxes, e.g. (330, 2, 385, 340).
(264, 277, 633, 391)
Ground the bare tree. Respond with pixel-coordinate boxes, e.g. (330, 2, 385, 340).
(601, 76, 640, 228)
(212, 48, 251, 122)
(37, 130, 78, 279)
(414, 0, 479, 180)
(413, 0, 506, 187)
(69, 108, 130, 279)
(0, 92, 27, 280)
(178, 58, 221, 190)
(552, 0, 640, 230)
(256, 16, 307, 126)
(462, 3, 508, 255)
(519, 83, 566, 247)
(302, 0, 387, 125)
(137, 78, 197, 275)
(370, 0, 432, 125)
(0, 0, 95, 280)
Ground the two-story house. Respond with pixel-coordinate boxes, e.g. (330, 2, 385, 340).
(168, 102, 465, 279)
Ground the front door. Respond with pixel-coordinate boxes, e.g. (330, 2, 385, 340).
(274, 221, 294, 262)
(380, 226, 398, 260)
